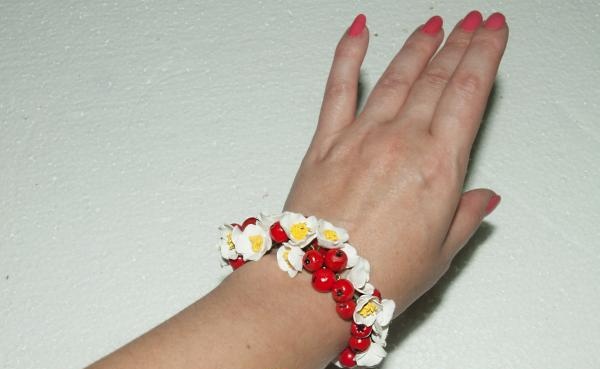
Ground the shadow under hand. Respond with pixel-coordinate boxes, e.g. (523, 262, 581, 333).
(324, 222, 495, 369)
(385, 222, 495, 351)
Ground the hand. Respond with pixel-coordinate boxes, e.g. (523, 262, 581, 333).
(284, 11, 508, 312)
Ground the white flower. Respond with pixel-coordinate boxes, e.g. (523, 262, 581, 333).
(232, 222, 272, 261)
(373, 298, 395, 334)
(343, 257, 370, 290)
(354, 341, 387, 367)
(372, 326, 389, 347)
(279, 212, 317, 247)
(341, 243, 359, 268)
(218, 224, 238, 261)
(257, 212, 281, 228)
(276, 244, 305, 277)
(353, 294, 383, 326)
(356, 282, 375, 295)
(316, 219, 349, 248)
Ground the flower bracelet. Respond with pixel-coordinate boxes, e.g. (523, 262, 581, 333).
(218, 211, 395, 368)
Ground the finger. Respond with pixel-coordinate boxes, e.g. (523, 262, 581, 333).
(442, 189, 501, 259)
(397, 10, 483, 132)
(431, 12, 509, 157)
(314, 14, 369, 146)
(359, 16, 444, 123)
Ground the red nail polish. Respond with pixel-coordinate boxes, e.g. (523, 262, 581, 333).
(348, 14, 366, 37)
(421, 15, 443, 35)
(484, 12, 506, 30)
(485, 194, 501, 215)
(460, 10, 483, 32)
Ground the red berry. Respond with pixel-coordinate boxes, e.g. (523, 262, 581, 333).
(331, 279, 354, 302)
(373, 289, 382, 299)
(338, 347, 356, 368)
(303, 249, 324, 272)
(325, 249, 348, 272)
(311, 268, 335, 292)
(348, 336, 371, 352)
(241, 217, 258, 230)
(269, 221, 288, 243)
(229, 256, 245, 270)
(336, 300, 356, 320)
(350, 323, 373, 338)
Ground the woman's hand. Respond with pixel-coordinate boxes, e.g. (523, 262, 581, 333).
(87, 12, 509, 369)
(284, 11, 508, 312)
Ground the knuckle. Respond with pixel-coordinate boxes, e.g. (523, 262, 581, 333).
(377, 73, 412, 94)
(325, 80, 354, 100)
(451, 71, 485, 97)
(422, 67, 451, 89)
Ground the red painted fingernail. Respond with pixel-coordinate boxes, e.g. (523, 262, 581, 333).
(460, 10, 483, 32)
(485, 194, 501, 215)
(348, 14, 367, 37)
(421, 15, 443, 35)
(484, 12, 506, 30)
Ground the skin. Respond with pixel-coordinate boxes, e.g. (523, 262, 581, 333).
(88, 11, 508, 369)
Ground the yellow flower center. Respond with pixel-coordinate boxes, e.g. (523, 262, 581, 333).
(290, 222, 310, 241)
(323, 229, 339, 242)
(358, 301, 379, 317)
(226, 233, 235, 250)
(249, 235, 264, 253)
(282, 249, 294, 269)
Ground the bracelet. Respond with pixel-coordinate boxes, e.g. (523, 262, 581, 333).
(218, 211, 395, 368)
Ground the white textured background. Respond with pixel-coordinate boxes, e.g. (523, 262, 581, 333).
(1, 1, 599, 368)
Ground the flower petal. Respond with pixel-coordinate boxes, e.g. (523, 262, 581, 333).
(356, 282, 375, 295)
(355, 341, 387, 367)
(341, 243, 359, 268)
(345, 257, 370, 289)
(372, 326, 389, 347)
(375, 299, 396, 328)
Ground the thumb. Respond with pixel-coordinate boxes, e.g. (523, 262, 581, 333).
(442, 188, 501, 259)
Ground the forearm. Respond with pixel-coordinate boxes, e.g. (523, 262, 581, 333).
(87, 254, 349, 369)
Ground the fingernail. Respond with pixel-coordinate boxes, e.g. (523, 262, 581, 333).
(460, 10, 483, 32)
(348, 14, 367, 37)
(485, 194, 501, 215)
(421, 15, 443, 35)
(484, 12, 506, 30)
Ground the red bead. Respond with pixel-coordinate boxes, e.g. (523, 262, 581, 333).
(373, 289, 382, 299)
(317, 246, 328, 258)
(325, 249, 348, 272)
(269, 221, 289, 243)
(311, 268, 335, 292)
(348, 336, 371, 352)
(241, 217, 258, 230)
(229, 256, 245, 270)
(303, 249, 324, 272)
(331, 279, 354, 302)
(336, 300, 356, 320)
(338, 347, 356, 367)
(350, 323, 373, 338)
